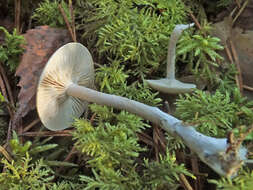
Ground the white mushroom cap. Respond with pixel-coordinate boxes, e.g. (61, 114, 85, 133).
(36, 42, 94, 131)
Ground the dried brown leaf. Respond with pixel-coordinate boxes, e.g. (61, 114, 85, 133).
(12, 26, 71, 131)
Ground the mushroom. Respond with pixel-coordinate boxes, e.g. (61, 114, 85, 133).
(37, 42, 246, 177)
(36, 42, 95, 131)
(146, 23, 196, 94)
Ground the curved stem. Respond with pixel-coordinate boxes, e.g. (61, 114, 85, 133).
(66, 83, 246, 177)
(166, 23, 194, 79)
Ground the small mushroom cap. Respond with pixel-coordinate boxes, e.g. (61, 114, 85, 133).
(36, 42, 94, 131)
(146, 78, 196, 94)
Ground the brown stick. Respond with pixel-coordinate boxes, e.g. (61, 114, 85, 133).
(0, 145, 12, 162)
(224, 44, 241, 92)
(21, 130, 73, 137)
(0, 70, 14, 119)
(189, 12, 202, 30)
(57, 146, 77, 173)
(0, 74, 8, 102)
(179, 173, 194, 190)
(235, 0, 241, 8)
(224, 45, 233, 64)
(153, 125, 160, 161)
(23, 118, 40, 132)
(243, 85, 253, 92)
(137, 132, 154, 146)
(229, 39, 243, 94)
(14, 0, 21, 33)
(89, 113, 96, 125)
(191, 156, 200, 190)
(6, 120, 13, 146)
(59, 4, 75, 42)
(69, 0, 76, 42)
(0, 63, 15, 107)
(18, 121, 23, 144)
(233, 0, 248, 25)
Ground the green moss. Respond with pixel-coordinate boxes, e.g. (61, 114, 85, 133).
(76, 0, 188, 78)
(209, 169, 253, 190)
(175, 88, 253, 137)
(32, 0, 70, 27)
(0, 27, 25, 72)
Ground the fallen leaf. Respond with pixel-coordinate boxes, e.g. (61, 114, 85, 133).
(232, 28, 253, 87)
(212, 14, 253, 98)
(15, 25, 72, 120)
(234, 1, 253, 30)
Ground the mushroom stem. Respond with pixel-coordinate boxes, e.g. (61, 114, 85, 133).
(66, 83, 246, 177)
(166, 23, 194, 79)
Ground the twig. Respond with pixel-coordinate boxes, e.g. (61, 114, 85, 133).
(154, 125, 167, 151)
(175, 148, 193, 190)
(69, 0, 76, 42)
(137, 132, 154, 146)
(191, 156, 202, 190)
(235, 0, 241, 8)
(21, 130, 73, 137)
(243, 85, 253, 92)
(0, 63, 15, 107)
(63, 146, 77, 162)
(59, 4, 75, 42)
(0, 145, 12, 162)
(23, 118, 40, 132)
(224, 45, 234, 64)
(0, 67, 15, 127)
(232, 0, 248, 25)
(57, 146, 77, 173)
(230, 6, 238, 18)
(0, 74, 8, 102)
(0, 73, 14, 119)
(192, 171, 208, 177)
(153, 124, 167, 160)
(6, 120, 13, 146)
(0, 63, 15, 115)
(189, 12, 202, 30)
(179, 173, 194, 190)
(94, 62, 103, 68)
(8, 105, 25, 144)
(18, 121, 23, 144)
(89, 113, 96, 125)
(153, 125, 160, 160)
(229, 39, 243, 94)
(14, 0, 21, 33)
(224, 44, 243, 94)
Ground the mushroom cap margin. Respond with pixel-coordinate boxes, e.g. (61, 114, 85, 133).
(146, 78, 196, 94)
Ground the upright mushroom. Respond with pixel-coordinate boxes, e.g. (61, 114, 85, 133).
(37, 42, 246, 177)
(146, 23, 196, 94)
